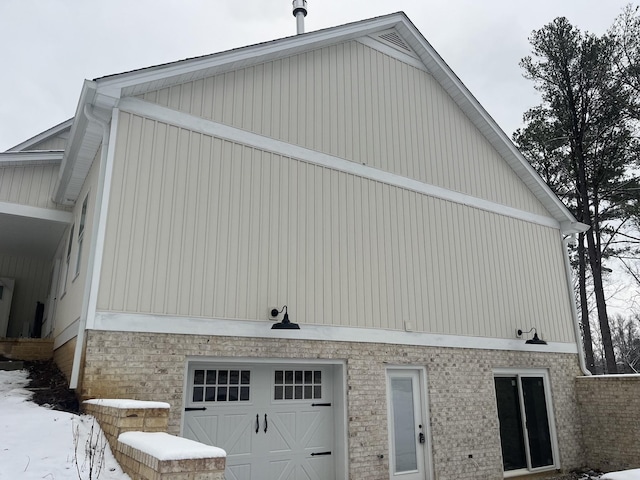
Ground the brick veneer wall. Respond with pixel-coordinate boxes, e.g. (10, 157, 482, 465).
(53, 337, 76, 381)
(80, 330, 584, 480)
(575, 375, 640, 472)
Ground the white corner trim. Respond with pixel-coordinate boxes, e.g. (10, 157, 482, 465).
(85, 108, 119, 331)
(117, 97, 561, 231)
(0, 201, 73, 224)
(93, 312, 578, 354)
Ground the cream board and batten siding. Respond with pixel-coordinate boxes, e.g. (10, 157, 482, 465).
(96, 112, 575, 343)
(52, 149, 101, 338)
(138, 40, 550, 218)
(0, 164, 62, 210)
(22, 135, 68, 152)
(0, 254, 50, 337)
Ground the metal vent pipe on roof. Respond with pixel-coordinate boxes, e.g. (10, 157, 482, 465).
(292, 0, 308, 34)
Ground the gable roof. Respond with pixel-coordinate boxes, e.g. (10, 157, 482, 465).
(56, 11, 587, 234)
(6, 118, 73, 153)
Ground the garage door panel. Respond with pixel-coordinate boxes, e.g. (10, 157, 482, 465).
(227, 463, 252, 480)
(184, 363, 336, 480)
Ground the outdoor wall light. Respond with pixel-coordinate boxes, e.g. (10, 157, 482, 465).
(517, 327, 547, 345)
(270, 305, 300, 329)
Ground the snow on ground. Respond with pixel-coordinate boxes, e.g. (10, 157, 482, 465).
(602, 471, 640, 480)
(2, 368, 639, 480)
(0, 369, 129, 480)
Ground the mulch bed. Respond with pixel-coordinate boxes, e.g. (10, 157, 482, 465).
(23, 359, 80, 414)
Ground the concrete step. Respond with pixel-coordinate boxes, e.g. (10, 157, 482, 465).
(0, 360, 24, 371)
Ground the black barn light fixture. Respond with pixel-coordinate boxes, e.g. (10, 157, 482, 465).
(271, 305, 300, 330)
(517, 327, 547, 345)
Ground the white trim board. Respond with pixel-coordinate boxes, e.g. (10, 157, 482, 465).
(0, 201, 73, 224)
(53, 317, 80, 349)
(117, 97, 561, 232)
(93, 311, 578, 354)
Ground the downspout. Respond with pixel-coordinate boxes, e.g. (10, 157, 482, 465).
(69, 104, 111, 389)
(562, 234, 591, 376)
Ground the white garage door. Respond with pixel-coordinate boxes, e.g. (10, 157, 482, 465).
(183, 363, 335, 480)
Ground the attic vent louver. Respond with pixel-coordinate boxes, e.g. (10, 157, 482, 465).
(378, 31, 411, 52)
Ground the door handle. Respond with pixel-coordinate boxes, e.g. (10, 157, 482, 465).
(256, 414, 259, 434)
(264, 413, 268, 433)
(418, 432, 425, 444)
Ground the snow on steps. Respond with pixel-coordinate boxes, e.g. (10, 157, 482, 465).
(83, 399, 226, 480)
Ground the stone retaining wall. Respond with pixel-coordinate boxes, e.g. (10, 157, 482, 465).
(83, 400, 225, 480)
(0, 338, 53, 360)
(83, 400, 170, 455)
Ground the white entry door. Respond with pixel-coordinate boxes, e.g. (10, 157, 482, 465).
(184, 364, 335, 480)
(387, 369, 430, 480)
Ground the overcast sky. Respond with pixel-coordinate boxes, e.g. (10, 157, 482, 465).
(0, 0, 636, 151)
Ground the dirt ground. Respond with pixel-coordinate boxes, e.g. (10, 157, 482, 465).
(22, 359, 80, 414)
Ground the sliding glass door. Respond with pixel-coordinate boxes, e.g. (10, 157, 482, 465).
(494, 371, 557, 474)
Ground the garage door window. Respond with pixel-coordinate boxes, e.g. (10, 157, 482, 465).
(274, 370, 322, 400)
(192, 369, 251, 403)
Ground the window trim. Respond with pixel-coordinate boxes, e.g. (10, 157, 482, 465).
(74, 193, 89, 278)
(60, 223, 75, 296)
(493, 368, 560, 477)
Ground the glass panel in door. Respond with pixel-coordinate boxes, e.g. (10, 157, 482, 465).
(388, 369, 427, 480)
(521, 377, 553, 468)
(391, 378, 418, 472)
(494, 377, 527, 471)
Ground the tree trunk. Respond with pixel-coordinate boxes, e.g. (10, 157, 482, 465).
(584, 227, 618, 373)
(578, 234, 596, 373)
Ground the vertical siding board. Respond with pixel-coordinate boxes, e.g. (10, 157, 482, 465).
(98, 113, 128, 310)
(152, 124, 178, 313)
(203, 138, 224, 315)
(177, 132, 201, 315)
(212, 140, 232, 315)
(234, 145, 253, 319)
(113, 114, 145, 311)
(125, 118, 155, 312)
(190, 134, 210, 317)
(345, 175, 358, 326)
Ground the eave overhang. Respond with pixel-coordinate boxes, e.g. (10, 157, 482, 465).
(0, 150, 64, 166)
(55, 12, 584, 233)
(53, 81, 108, 206)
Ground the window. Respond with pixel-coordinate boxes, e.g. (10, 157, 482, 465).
(60, 224, 74, 295)
(494, 370, 557, 475)
(75, 194, 88, 277)
(273, 370, 322, 400)
(191, 369, 251, 403)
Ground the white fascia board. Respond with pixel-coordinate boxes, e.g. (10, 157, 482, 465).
(118, 97, 561, 231)
(0, 151, 63, 165)
(0, 201, 73, 223)
(94, 311, 578, 355)
(394, 19, 580, 229)
(560, 221, 590, 235)
(6, 119, 73, 153)
(54, 80, 98, 205)
(94, 14, 409, 97)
